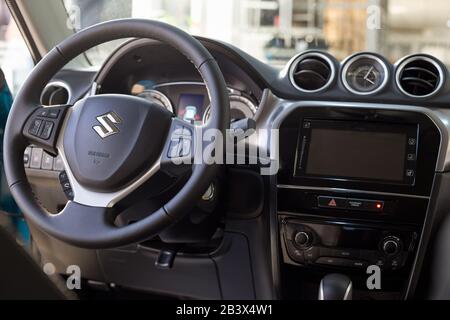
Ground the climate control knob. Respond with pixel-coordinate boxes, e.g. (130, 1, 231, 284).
(294, 231, 312, 248)
(382, 237, 402, 256)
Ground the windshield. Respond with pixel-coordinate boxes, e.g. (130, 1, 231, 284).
(61, 0, 450, 67)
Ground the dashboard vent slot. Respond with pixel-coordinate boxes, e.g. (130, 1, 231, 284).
(289, 53, 334, 92)
(41, 82, 71, 106)
(397, 57, 443, 97)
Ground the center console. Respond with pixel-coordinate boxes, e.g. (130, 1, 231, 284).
(276, 106, 441, 300)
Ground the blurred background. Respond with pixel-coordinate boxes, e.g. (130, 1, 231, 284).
(62, 0, 450, 68)
(2, 0, 450, 93)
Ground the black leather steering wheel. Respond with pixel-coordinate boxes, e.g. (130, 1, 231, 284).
(3, 19, 229, 249)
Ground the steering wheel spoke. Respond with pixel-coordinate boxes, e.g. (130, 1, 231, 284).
(22, 105, 71, 156)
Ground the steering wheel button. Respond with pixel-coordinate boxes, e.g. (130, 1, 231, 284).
(47, 109, 60, 119)
(61, 181, 72, 191)
(30, 148, 43, 169)
(168, 140, 181, 158)
(179, 139, 191, 157)
(37, 109, 50, 117)
(59, 171, 69, 182)
(28, 119, 43, 136)
(173, 125, 192, 138)
(53, 156, 65, 171)
(41, 152, 54, 170)
(39, 121, 54, 140)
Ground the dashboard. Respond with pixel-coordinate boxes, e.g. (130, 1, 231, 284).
(26, 36, 450, 300)
(129, 82, 257, 124)
(92, 38, 265, 126)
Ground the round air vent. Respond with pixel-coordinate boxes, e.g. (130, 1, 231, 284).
(289, 52, 335, 93)
(396, 56, 445, 98)
(41, 82, 71, 106)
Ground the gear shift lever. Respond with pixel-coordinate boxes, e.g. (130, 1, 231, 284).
(319, 274, 353, 300)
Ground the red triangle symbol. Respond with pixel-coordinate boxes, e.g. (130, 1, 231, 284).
(328, 199, 337, 207)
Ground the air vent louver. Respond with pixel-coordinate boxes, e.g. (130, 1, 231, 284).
(290, 53, 334, 92)
(397, 57, 443, 97)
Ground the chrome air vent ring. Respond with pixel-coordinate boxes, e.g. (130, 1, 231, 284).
(396, 55, 445, 98)
(288, 51, 336, 93)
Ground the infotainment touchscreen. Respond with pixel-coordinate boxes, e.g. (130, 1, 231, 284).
(295, 119, 418, 185)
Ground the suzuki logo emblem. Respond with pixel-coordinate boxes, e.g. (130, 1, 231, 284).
(93, 112, 122, 139)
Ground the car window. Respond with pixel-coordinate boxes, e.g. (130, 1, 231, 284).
(0, 2, 34, 95)
(0, 3, 33, 246)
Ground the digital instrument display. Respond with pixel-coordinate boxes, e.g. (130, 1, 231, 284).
(296, 120, 418, 185)
(177, 94, 205, 123)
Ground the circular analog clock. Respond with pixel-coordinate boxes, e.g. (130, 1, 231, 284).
(342, 54, 389, 95)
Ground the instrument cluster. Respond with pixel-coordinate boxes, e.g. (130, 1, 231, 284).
(130, 81, 258, 125)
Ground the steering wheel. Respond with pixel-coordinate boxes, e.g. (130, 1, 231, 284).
(3, 19, 229, 249)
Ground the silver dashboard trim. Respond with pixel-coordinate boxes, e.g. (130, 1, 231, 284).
(277, 184, 430, 200)
(395, 55, 445, 99)
(287, 51, 336, 93)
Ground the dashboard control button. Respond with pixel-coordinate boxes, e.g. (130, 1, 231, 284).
(332, 249, 360, 259)
(387, 254, 406, 270)
(347, 199, 384, 212)
(286, 241, 305, 263)
(304, 247, 319, 262)
(294, 231, 312, 248)
(347, 199, 364, 210)
(382, 237, 401, 256)
(406, 170, 415, 177)
(316, 257, 367, 268)
(28, 119, 43, 136)
(316, 257, 338, 266)
(374, 258, 386, 269)
(317, 196, 347, 209)
(316, 257, 349, 267)
(39, 121, 54, 140)
(350, 260, 367, 268)
(30, 148, 43, 169)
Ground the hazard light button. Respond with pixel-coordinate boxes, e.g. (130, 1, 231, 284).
(317, 196, 348, 210)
